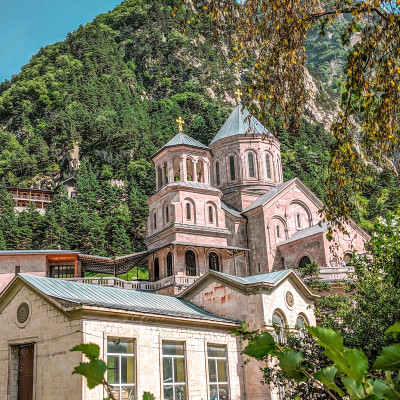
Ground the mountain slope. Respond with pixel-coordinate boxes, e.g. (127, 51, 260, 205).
(0, 0, 398, 255)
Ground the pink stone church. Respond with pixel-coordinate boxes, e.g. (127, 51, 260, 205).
(146, 102, 370, 294)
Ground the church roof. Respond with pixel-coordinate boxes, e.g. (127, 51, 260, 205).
(277, 222, 330, 246)
(242, 178, 324, 213)
(210, 103, 273, 145)
(13, 274, 237, 324)
(242, 179, 296, 213)
(221, 201, 243, 218)
(153, 132, 209, 157)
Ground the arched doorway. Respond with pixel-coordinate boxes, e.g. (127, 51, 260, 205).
(298, 256, 311, 269)
(185, 250, 196, 276)
(154, 258, 159, 281)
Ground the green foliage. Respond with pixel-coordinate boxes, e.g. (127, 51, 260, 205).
(239, 323, 400, 400)
(70, 343, 107, 390)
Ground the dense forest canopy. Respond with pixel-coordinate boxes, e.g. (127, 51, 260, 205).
(0, 0, 399, 255)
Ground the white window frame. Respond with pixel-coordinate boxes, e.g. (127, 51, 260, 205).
(162, 341, 187, 400)
(106, 338, 136, 400)
(207, 344, 230, 400)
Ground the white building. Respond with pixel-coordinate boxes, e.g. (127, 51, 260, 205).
(0, 270, 317, 400)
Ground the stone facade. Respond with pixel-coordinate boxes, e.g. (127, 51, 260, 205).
(0, 282, 82, 400)
(181, 271, 317, 400)
(0, 276, 245, 400)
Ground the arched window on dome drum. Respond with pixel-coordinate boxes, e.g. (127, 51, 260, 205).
(186, 203, 191, 220)
(272, 312, 285, 344)
(215, 161, 220, 185)
(209, 252, 219, 271)
(154, 258, 160, 281)
(166, 252, 173, 277)
(165, 205, 169, 224)
(208, 206, 213, 223)
(265, 154, 272, 179)
(248, 153, 255, 178)
(298, 256, 311, 269)
(185, 250, 196, 276)
(229, 156, 236, 181)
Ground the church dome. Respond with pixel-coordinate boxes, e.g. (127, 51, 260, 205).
(209, 103, 273, 145)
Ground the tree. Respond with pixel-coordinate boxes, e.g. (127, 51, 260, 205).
(237, 322, 400, 400)
(198, 0, 400, 226)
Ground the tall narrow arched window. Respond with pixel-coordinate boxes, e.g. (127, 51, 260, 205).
(229, 156, 236, 181)
(209, 252, 219, 271)
(296, 213, 301, 228)
(248, 153, 255, 178)
(265, 154, 272, 179)
(276, 225, 280, 238)
(157, 166, 162, 188)
(166, 252, 173, 276)
(154, 258, 160, 281)
(208, 206, 213, 223)
(186, 203, 191, 220)
(153, 212, 157, 230)
(165, 206, 169, 223)
(272, 312, 285, 344)
(185, 250, 196, 276)
(215, 161, 220, 185)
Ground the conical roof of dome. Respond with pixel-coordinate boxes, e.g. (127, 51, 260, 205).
(153, 132, 209, 158)
(210, 103, 273, 145)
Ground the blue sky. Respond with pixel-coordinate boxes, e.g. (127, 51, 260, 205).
(0, 0, 122, 82)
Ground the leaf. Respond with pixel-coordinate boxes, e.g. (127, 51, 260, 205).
(70, 343, 100, 361)
(373, 344, 400, 371)
(307, 326, 344, 353)
(277, 349, 307, 382)
(372, 379, 391, 399)
(72, 359, 107, 389)
(143, 392, 155, 400)
(342, 377, 365, 399)
(314, 366, 345, 396)
(242, 332, 276, 359)
(385, 323, 400, 339)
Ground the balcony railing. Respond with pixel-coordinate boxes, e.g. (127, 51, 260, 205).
(62, 275, 199, 291)
(319, 266, 355, 282)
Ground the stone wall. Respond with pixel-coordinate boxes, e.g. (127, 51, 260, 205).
(0, 284, 83, 400)
(186, 274, 316, 400)
(82, 317, 244, 400)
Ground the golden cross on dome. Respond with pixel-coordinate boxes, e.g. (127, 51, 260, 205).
(235, 89, 242, 103)
(176, 116, 185, 132)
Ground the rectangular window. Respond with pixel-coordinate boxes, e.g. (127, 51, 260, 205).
(107, 338, 135, 400)
(207, 344, 229, 400)
(50, 265, 75, 278)
(162, 342, 186, 400)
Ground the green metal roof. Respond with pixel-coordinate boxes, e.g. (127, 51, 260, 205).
(210, 104, 273, 145)
(153, 132, 209, 157)
(19, 274, 236, 324)
(212, 269, 292, 285)
(221, 201, 243, 218)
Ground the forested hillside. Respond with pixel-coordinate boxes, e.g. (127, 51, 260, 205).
(0, 0, 398, 255)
